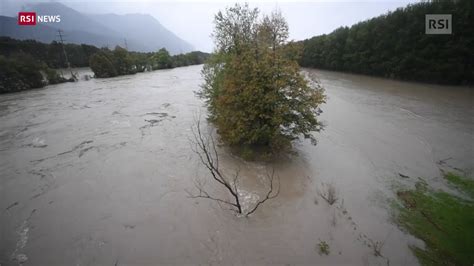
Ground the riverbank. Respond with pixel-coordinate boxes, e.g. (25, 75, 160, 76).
(395, 171, 474, 265)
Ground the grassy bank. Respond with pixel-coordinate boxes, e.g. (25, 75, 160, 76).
(395, 172, 474, 265)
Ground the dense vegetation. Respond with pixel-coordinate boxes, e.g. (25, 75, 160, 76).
(0, 53, 71, 93)
(300, 0, 473, 85)
(0, 37, 100, 68)
(396, 172, 474, 265)
(200, 4, 325, 155)
(90, 46, 210, 78)
(0, 37, 210, 92)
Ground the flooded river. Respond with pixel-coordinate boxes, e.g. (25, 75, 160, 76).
(1, 65, 472, 265)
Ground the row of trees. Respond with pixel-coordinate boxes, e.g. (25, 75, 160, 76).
(0, 37, 209, 71)
(0, 37, 210, 92)
(0, 53, 70, 93)
(89, 46, 210, 78)
(299, 0, 473, 85)
(0, 37, 100, 68)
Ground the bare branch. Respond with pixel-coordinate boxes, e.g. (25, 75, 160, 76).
(246, 168, 280, 216)
(189, 117, 243, 213)
(187, 186, 239, 210)
(189, 117, 279, 216)
(318, 182, 338, 205)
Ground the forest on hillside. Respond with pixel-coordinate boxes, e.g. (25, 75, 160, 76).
(299, 0, 473, 85)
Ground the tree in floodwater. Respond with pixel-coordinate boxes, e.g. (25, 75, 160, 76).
(151, 48, 172, 70)
(188, 119, 280, 216)
(199, 4, 325, 154)
(89, 51, 117, 78)
(0, 52, 70, 93)
(0, 53, 44, 93)
(112, 46, 136, 75)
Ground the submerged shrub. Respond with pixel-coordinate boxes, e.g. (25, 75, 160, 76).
(44, 68, 69, 84)
(89, 52, 117, 78)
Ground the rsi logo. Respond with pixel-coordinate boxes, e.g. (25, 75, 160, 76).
(425, 14, 452, 34)
(18, 12, 61, 26)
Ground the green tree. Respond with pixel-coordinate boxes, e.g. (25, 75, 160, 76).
(113, 46, 135, 75)
(151, 48, 172, 69)
(0, 53, 45, 93)
(89, 51, 117, 78)
(200, 4, 325, 153)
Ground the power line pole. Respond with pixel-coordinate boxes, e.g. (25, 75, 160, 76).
(124, 38, 128, 51)
(56, 29, 76, 80)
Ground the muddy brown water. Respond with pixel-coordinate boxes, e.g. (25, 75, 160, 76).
(0, 65, 472, 265)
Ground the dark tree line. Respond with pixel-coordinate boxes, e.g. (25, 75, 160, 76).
(0, 37, 210, 92)
(0, 37, 100, 93)
(299, 0, 473, 85)
(89, 46, 210, 78)
(0, 54, 71, 93)
(0, 37, 100, 68)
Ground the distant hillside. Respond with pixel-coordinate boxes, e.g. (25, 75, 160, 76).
(0, 2, 193, 53)
(299, 0, 473, 85)
(0, 16, 148, 51)
(25, 2, 120, 37)
(0, 16, 59, 44)
(88, 13, 193, 54)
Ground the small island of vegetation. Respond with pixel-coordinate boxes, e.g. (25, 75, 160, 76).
(199, 4, 325, 157)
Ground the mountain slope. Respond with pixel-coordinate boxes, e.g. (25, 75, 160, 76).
(24, 2, 121, 37)
(88, 13, 193, 54)
(0, 2, 193, 53)
(0, 16, 149, 51)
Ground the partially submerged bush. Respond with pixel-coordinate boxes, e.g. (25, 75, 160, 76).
(151, 48, 172, 70)
(44, 68, 70, 84)
(112, 46, 136, 75)
(89, 51, 118, 78)
(0, 54, 45, 93)
(318, 240, 330, 255)
(89, 46, 140, 78)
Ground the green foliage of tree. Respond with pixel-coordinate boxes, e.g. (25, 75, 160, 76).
(129, 51, 150, 72)
(200, 4, 326, 153)
(88, 47, 210, 78)
(151, 48, 172, 69)
(44, 68, 69, 85)
(0, 53, 45, 93)
(299, 0, 473, 85)
(0, 37, 211, 89)
(112, 46, 137, 75)
(0, 37, 100, 68)
(170, 51, 209, 67)
(89, 51, 118, 78)
(89, 46, 142, 78)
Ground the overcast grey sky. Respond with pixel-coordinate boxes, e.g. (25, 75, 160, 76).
(3, 0, 420, 52)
